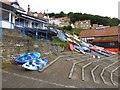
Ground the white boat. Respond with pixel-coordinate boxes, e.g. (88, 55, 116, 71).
(22, 58, 48, 71)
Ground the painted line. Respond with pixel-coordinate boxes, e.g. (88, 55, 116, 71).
(81, 62, 92, 81)
(3, 70, 77, 88)
(80, 55, 115, 81)
(66, 57, 80, 61)
(79, 54, 112, 81)
(68, 60, 87, 79)
(39, 55, 70, 72)
(100, 60, 119, 85)
(111, 65, 120, 86)
(91, 65, 99, 83)
(68, 63, 76, 79)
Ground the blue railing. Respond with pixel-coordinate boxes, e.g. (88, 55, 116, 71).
(1, 19, 57, 41)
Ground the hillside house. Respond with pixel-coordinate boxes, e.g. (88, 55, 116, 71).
(49, 17, 70, 27)
(92, 24, 110, 30)
(74, 20, 91, 29)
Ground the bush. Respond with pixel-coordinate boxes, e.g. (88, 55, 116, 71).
(63, 26, 72, 31)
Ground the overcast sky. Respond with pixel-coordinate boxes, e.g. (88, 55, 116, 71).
(10, 0, 120, 18)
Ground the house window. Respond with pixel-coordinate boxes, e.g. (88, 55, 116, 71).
(35, 22, 38, 28)
(32, 22, 35, 28)
(20, 18, 24, 26)
(86, 25, 90, 27)
(2, 10, 9, 21)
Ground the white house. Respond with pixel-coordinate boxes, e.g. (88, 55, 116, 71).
(0, 0, 57, 38)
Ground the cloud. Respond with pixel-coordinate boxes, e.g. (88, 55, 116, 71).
(9, 0, 119, 18)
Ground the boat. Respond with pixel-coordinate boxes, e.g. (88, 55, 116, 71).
(74, 45, 85, 54)
(65, 33, 73, 38)
(89, 46, 99, 51)
(15, 52, 41, 64)
(94, 50, 110, 57)
(101, 49, 112, 54)
(22, 58, 48, 71)
(73, 35, 80, 42)
(65, 33, 71, 38)
(67, 38, 79, 46)
(69, 44, 74, 51)
(58, 36, 68, 42)
(57, 30, 68, 42)
(79, 41, 89, 47)
(93, 45, 104, 50)
(82, 47, 91, 53)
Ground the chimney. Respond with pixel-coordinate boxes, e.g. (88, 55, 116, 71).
(27, 5, 30, 14)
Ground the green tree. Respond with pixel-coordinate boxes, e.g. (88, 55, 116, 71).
(48, 12, 120, 26)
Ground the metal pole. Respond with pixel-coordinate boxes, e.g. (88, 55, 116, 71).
(46, 31, 48, 42)
(22, 28, 25, 41)
(36, 30, 38, 41)
(52, 37, 54, 48)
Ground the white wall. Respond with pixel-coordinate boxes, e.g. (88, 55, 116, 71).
(2, 20, 14, 29)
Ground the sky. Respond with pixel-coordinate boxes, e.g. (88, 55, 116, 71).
(9, 0, 120, 18)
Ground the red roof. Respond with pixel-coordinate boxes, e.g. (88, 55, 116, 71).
(80, 26, 119, 38)
(0, 0, 12, 5)
(1, 0, 25, 11)
(38, 13, 45, 18)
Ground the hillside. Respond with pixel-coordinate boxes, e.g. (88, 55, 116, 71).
(48, 12, 120, 26)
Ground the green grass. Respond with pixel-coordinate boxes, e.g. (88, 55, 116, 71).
(53, 36, 69, 49)
(62, 28, 89, 36)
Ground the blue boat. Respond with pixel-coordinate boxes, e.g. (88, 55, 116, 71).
(94, 50, 110, 57)
(82, 47, 91, 53)
(79, 41, 89, 47)
(15, 52, 41, 64)
(74, 45, 85, 54)
(57, 30, 68, 42)
(22, 58, 48, 71)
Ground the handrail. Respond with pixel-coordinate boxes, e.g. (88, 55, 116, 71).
(1, 20, 56, 32)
